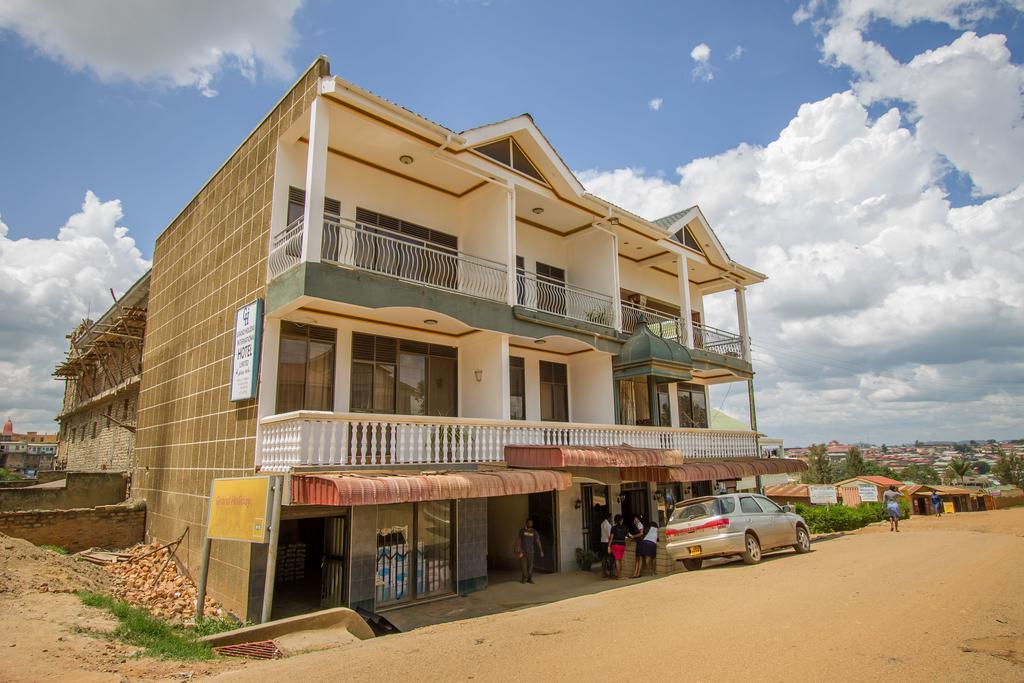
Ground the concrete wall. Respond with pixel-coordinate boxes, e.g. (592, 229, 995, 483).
(556, 485, 582, 571)
(568, 352, 615, 424)
(57, 386, 138, 472)
(456, 498, 488, 594)
(0, 472, 127, 512)
(0, 502, 145, 553)
(459, 332, 509, 420)
(132, 58, 329, 620)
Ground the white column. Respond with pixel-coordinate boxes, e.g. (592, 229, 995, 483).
(610, 231, 623, 331)
(301, 97, 329, 263)
(735, 286, 751, 362)
(499, 335, 511, 421)
(678, 255, 695, 348)
(506, 185, 517, 307)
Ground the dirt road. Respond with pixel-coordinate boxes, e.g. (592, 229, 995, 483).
(214, 508, 1024, 682)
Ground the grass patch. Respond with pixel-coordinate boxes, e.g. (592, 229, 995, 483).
(39, 544, 68, 555)
(193, 615, 242, 638)
(76, 592, 217, 661)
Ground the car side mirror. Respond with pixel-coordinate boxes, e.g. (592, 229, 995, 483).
(781, 505, 794, 513)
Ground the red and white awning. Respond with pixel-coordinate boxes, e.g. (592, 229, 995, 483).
(291, 469, 571, 506)
(504, 445, 686, 469)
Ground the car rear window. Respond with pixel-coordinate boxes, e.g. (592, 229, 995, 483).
(670, 497, 735, 523)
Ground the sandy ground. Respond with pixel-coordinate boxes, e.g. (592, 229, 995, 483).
(211, 508, 1024, 682)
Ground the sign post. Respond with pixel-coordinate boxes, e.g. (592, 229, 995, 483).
(229, 299, 263, 402)
(858, 484, 879, 503)
(195, 475, 282, 623)
(809, 485, 838, 506)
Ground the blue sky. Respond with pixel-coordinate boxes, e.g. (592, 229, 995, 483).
(1, 1, 1022, 445)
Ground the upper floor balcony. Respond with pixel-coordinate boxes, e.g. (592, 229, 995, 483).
(258, 410, 760, 472)
(620, 301, 744, 360)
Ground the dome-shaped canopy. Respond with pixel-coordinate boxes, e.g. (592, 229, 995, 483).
(613, 324, 694, 383)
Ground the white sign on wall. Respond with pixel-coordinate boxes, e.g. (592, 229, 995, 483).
(858, 484, 879, 502)
(230, 299, 264, 402)
(809, 485, 838, 505)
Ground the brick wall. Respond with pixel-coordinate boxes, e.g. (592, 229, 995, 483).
(131, 57, 329, 619)
(56, 388, 138, 471)
(0, 502, 145, 553)
(0, 472, 127, 512)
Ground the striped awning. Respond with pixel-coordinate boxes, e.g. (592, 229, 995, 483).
(505, 445, 686, 469)
(291, 469, 571, 506)
(622, 458, 808, 483)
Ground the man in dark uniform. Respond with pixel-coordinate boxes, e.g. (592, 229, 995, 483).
(514, 517, 544, 583)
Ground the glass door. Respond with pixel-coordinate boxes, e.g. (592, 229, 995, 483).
(528, 491, 558, 572)
(376, 504, 414, 606)
(581, 484, 609, 553)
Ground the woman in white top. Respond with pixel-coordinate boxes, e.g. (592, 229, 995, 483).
(631, 519, 659, 578)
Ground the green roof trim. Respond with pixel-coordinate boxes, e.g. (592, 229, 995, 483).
(652, 207, 697, 230)
(613, 324, 694, 383)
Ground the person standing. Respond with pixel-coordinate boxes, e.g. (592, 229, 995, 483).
(608, 514, 630, 579)
(514, 518, 544, 583)
(599, 509, 613, 578)
(883, 485, 903, 532)
(628, 514, 645, 577)
(632, 520, 659, 578)
(930, 490, 943, 516)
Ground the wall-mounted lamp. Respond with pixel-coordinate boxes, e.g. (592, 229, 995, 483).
(574, 499, 582, 510)
(474, 369, 483, 383)
(615, 494, 625, 504)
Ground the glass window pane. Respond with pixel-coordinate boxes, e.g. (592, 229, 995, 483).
(351, 362, 373, 412)
(276, 337, 307, 413)
(540, 384, 553, 421)
(475, 139, 511, 165)
(756, 496, 782, 513)
(657, 384, 672, 426)
(691, 389, 708, 428)
(634, 378, 651, 426)
(376, 504, 413, 605)
(416, 501, 453, 598)
(397, 354, 426, 415)
(509, 358, 526, 421)
(427, 356, 457, 417)
(739, 496, 761, 514)
(677, 388, 694, 427)
(304, 340, 335, 411)
(553, 383, 568, 421)
(374, 364, 396, 413)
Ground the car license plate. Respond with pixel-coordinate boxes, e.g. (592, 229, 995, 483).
(689, 546, 701, 556)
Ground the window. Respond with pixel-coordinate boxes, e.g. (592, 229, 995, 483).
(756, 497, 782, 513)
(539, 361, 568, 422)
(91, 422, 96, 439)
(352, 333, 457, 416)
(739, 496, 761, 514)
(123, 399, 130, 420)
(673, 226, 703, 253)
(105, 404, 112, 428)
(509, 356, 526, 420)
(473, 137, 546, 183)
(656, 383, 671, 426)
(376, 502, 453, 606)
(276, 322, 336, 414)
(286, 186, 341, 225)
(618, 377, 651, 426)
(535, 261, 566, 316)
(354, 208, 459, 289)
(677, 384, 708, 428)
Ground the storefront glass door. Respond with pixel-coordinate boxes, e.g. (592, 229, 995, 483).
(376, 501, 454, 608)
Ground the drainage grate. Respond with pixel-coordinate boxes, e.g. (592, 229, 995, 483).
(213, 640, 282, 660)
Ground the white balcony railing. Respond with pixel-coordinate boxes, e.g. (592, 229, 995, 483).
(517, 272, 615, 327)
(322, 218, 508, 303)
(620, 301, 686, 341)
(268, 216, 305, 279)
(692, 321, 743, 357)
(258, 411, 760, 471)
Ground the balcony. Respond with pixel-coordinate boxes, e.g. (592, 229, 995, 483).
(269, 216, 509, 304)
(258, 411, 760, 471)
(517, 272, 615, 327)
(620, 302, 743, 358)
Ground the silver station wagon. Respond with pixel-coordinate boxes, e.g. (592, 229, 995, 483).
(665, 493, 811, 570)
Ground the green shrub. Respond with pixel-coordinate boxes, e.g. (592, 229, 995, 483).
(39, 544, 68, 555)
(76, 592, 216, 660)
(795, 500, 910, 534)
(574, 547, 600, 571)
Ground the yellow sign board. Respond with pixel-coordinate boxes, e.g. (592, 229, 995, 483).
(943, 501, 955, 514)
(207, 477, 273, 543)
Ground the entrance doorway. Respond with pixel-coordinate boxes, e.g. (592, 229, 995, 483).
(528, 491, 558, 572)
(272, 514, 346, 619)
(580, 484, 609, 552)
(620, 483, 650, 525)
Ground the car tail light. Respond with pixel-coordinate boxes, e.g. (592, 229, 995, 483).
(665, 518, 730, 536)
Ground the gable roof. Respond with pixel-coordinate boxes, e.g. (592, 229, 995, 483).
(652, 208, 697, 230)
(836, 475, 904, 487)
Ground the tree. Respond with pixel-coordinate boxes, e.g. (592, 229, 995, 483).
(845, 446, 866, 477)
(974, 461, 991, 475)
(899, 463, 940, 485)
(993, 449, 1024, 489)
(881, 443, 889, 454)
(945, 458, 973, 485)
(801, 443, 833, 484)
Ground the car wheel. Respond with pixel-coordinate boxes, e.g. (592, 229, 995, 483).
(793, 526, 811, 554)
(682, 558, 703, 571)
(741, 533, 762, 564)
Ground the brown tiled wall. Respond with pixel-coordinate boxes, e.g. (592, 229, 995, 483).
(0, 502, 145, 553)
(132, 57, 329, 618)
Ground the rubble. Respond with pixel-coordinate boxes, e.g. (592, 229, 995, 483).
(104, 542, 226, 624)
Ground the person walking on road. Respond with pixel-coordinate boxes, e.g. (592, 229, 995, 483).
(883, 485, 903, 532)
(608, 514, 630, 579)
(599, 509, 613, 577)
(514, 518, 544, 583)
(930, 490, 943, 516)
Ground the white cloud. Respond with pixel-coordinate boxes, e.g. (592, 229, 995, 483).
(728, 45, 746, 60)
(0, 0, 303, 96)
(0, 193, 150, 432)
(648, 97, 663, 112)
(690, 42, 714, 81)
(578, 77, 1024, 444)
